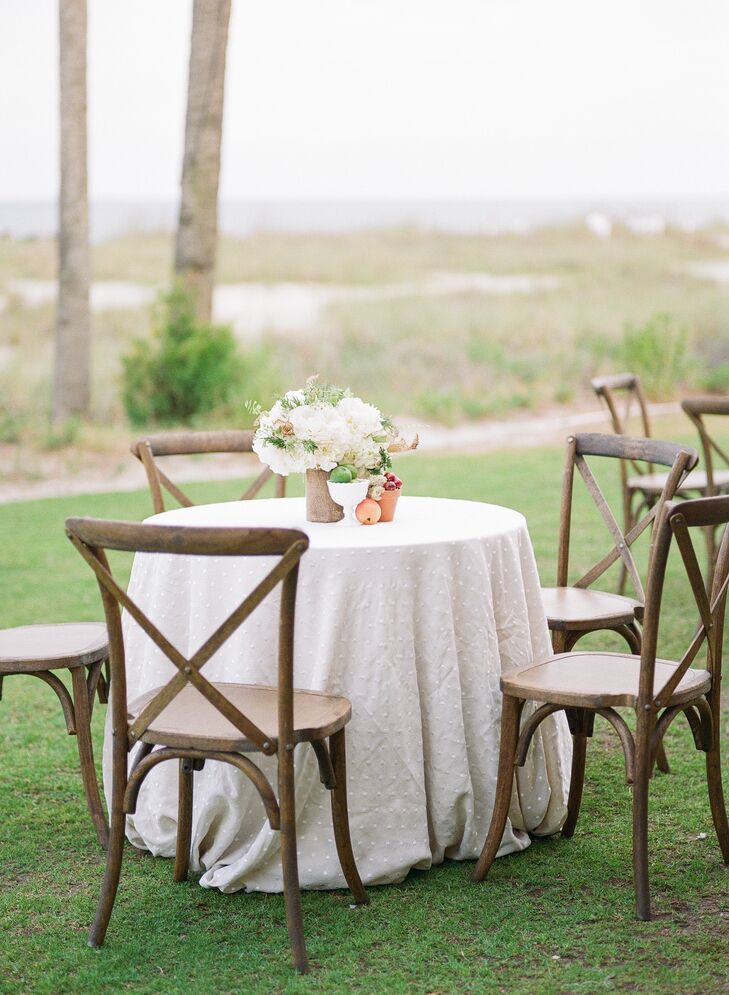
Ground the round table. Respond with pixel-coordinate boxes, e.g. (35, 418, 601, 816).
(105, 496, 571, 893)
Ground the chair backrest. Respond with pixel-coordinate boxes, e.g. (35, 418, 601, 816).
(591, 373, 654, 476)
(638, 494, 729, 714)
(557, 433, 698, 603)
(65, 517, 308, 758)
(681, 396, 729, 495)
(130, 430, 285, 514)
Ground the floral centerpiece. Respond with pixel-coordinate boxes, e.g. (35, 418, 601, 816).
(249, 377, 416, 522)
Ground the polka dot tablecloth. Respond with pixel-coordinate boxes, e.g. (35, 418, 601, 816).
(103, 496, 572, 893)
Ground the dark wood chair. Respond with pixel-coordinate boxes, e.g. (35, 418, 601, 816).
(541, 433, 697, 787)
(65, 517, 367, 973)
(0, 622, 109, 848)
(130, 429, 285, 515)
(472, 493, 729, 921)
(542, 433, 697, 654)
(591, 373, 719, 532)
(681, 396, 729, 572)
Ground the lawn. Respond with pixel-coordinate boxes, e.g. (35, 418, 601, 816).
(0, 446, 727, 994)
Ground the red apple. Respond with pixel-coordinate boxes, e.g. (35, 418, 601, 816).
(355, 498, 382, 524)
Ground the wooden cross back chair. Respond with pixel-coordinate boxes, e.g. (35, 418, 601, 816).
(0, 622, 109, 848)
(592, 373, 718, 530)
(542, 433, 697, 655)
(541, 433, 697, 785)
(130, 429, 285, 515)
(473, 493, 729, 921)
(65, 517, 367, 974)
(681, 396, 729, 570)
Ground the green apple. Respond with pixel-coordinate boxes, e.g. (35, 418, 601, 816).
(343, 463, 359, 480)
(330, 465, 353, 483)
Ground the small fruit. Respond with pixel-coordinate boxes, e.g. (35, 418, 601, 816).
(330, 466, 353, 483)
(384, 481, 397, 491)
(355, 498, 381, 524)
(385, 472, 397, 481)
(343, 463, 359, 480)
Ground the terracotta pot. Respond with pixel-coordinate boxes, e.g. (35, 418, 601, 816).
(376, 488, 401, 522)
(305, 469, 344, 523)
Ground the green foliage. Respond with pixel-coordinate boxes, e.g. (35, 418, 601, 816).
(300, 378, 350, 407)
(414, 388, 532, 425)
(43, 416, 80, 451)
(699, 361, 729, 394)
(0, 404, 24, 444)
(553, 383, 575, 404)
(622, 312, 691, 399)
(121, 288, 243, 427)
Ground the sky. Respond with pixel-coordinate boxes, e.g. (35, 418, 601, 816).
(1, 0, 728, 202)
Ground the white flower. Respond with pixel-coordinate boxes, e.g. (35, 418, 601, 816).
(336, 396, 383, 436)
(252, 382, 397, 476)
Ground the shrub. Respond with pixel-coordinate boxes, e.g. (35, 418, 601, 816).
(121, 288, 243, 427)
(699, 361, 729, 394)
(43, 416, 80, 451)
(621, 312, 690, 399)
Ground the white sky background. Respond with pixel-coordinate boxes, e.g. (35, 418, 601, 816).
(1, 0, 728, 201)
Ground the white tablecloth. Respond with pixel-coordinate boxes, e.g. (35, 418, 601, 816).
(104, 496, 571, 893)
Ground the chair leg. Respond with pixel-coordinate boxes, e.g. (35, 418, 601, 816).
(471, 695, 523, 882)
(632, 746, 652, 920)
(70, 666, 109, 850)
(654, 741, 670, 775)
(278, 748, 308, 973)
(88, 800, 126, 947)
(705, 697, 729, 864)
(173, 759, 194, 882)
(327, 729, 368, 905)
(562, 708, 595, 839)
(617, 622, 642, 654)
(96, 659, 111, 705)
(614, 624, 669, 775)
(562, 730, 587, 840)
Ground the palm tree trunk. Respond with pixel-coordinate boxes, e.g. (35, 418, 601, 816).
(54, 0, 90, 421)
(174, 0, 231, 325)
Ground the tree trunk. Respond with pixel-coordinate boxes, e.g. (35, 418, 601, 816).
(54, 0, 90, 421)
(174, 0, 231, 325)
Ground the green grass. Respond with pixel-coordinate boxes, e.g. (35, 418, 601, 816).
(0, 448, 728, 994)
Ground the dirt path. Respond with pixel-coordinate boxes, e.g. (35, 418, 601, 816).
(0, 402, 682, 504)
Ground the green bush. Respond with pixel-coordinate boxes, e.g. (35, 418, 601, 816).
(699, 361, 729, 394)
(621, 312, 691, 398)
(121, 288, 243, 427)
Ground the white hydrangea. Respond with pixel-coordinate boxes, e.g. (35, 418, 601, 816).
(251, 384, 394, 477)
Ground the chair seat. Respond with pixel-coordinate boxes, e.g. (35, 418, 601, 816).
(541, 587, 642, 630)
(502, 651, 711, 709)
(0, 622, 108, 674)
(129, 682, 352, 752)
(628, 467, 729, 495)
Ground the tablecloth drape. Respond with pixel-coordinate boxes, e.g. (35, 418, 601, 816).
(103, 497, 571, 892)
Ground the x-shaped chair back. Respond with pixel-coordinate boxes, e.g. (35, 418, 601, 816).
(640, 494, 729, 716)
(131, 430, 285, 515)
(591, 373, 655, 477)
(681, 397, 729, 496)
(557, 433, 698, 603)
(65, 517, 309, 757)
